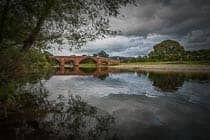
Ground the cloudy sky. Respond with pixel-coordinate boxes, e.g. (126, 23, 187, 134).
(50, 0, 210, 57)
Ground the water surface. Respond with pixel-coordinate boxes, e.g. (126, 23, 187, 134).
(42, 67, 210, 140)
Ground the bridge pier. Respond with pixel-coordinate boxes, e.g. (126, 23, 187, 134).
(73, 59, 79, 66)
(96, 58, 101, 66)
(59, 58, 65, 67)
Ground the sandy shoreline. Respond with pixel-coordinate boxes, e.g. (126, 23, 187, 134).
(111, 64, 210, 73)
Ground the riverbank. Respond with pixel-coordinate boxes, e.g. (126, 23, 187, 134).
(111, 63, 210, 73)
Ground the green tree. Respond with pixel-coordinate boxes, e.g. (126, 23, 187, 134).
(0, 0, 135, 51)
(93, 53, 98, 57)
(97, 50, 109, 58)
(148, 40, 185, 61)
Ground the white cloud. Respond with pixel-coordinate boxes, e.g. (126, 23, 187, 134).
(48, 34, 182, 57)
(48, 0, 210, 56)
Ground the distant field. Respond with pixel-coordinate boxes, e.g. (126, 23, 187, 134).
(122, 61, 210, 65)
(112, 63, 210, 73)
(79, 63, 96, 68)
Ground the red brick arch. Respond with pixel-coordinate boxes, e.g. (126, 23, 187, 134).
(53, 55, 120, 67)
(78, 56, 98, 65)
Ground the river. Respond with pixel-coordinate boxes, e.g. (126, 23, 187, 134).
(1, 67, 210, 140)
(45, 67, 210, 139)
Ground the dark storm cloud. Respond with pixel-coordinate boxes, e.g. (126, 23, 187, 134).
(50, 35, 175, 57)
(111, 0, 210, 37)
(50, 0, 210, 56)
(107, 0, 210, 51)
(182, 29, 210, 50)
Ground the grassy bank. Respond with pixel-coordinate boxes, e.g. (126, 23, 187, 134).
(112, 63, 210, 73)
(122, 61, 210, 65)
(79, 64, 97, 68)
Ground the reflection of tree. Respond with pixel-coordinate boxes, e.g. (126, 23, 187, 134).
(184, 73, 210, 82)
(148, 72, 185, 92)
(148, 72, 210, 92)
(0, 87, 115, 140)
(137, 71, 148, 77)
(96, 74, 109, 80)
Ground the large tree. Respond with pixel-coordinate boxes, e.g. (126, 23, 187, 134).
(0, 0, 135, 51)
(97, 50, 109, 58)
(148, 40, 185, 61)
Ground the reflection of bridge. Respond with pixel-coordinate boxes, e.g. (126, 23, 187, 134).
(55, 66, 112, 76)
(53, 55, 120, 67)
(54, 66, 127, 77)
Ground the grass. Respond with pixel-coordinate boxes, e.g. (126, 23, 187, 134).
(122, 61, 210, 65)
(79, 63, 97, 68)
(53, 61, 210, 68)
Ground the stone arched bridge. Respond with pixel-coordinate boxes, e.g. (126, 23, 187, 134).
(53, 55, 120, 67)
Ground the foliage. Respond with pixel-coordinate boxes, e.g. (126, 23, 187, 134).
(0, 47, 53, 81)
(0, 87, 116, 140)
(0, 47, 54, 100)
(0, 1, 130, 138)
(0, 0, 135, 51)
(79, 63, 97, 68)
(121, 40, 210, 63)
(94, 50, 109, 58)
(148, 40, 185, 61)
(183, 50, 210, 61)
(80, 58, 97, 64)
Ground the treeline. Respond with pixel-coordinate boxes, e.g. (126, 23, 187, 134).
(122, 40, 210, 63)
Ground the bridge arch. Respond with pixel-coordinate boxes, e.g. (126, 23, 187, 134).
(78, 57, 98, 65)
(65, 59, 75, 67)
(100, 60, 109, 65)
